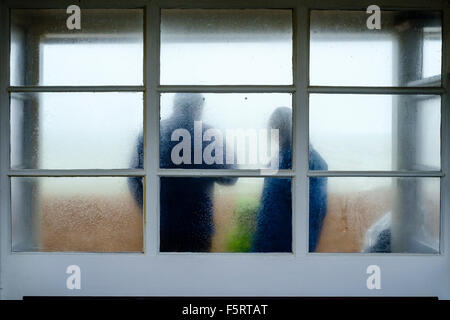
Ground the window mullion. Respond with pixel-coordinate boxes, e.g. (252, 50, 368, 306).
(308, 86, 444, 95)
(441, 2, 450, 276)
(145, 1, 161, 256)
(8, 86, 145, 93)
(308, 171, 444, 177)
(7, 169, 146, 177)
(157, 85, 296, 93)
(158, 169, 295, 177)
(294, 4, 309, 256)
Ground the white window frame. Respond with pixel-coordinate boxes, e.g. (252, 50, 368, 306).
(0, 0, 449, 299)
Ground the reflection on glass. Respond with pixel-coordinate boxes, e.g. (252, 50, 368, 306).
(10, 92, 143, 169)
(11, 9, 143, 85)
(310, 10, 442, 86)
(423, 27, 442, 79)
(416, 97, 441, 169)
(160, 177, 292, 253)
(12, 177, 143, 252)
(161, 9, 293, 85)
(312, 177, 440, 253)
(309, 94, 441, 171)
(160, 93, 292, 170)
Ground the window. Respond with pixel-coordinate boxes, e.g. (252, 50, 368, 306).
(3, 6, 445, 254)
(9, 9, 145, 252)
(159, 9, 294, 252)
(0, 0, 449, 299)
(309, 10, 442, 253)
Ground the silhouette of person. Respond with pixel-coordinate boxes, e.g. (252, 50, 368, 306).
(129, 134, 144, 208)
(129, 93, 237, 252)
(251, 107, 328, 252)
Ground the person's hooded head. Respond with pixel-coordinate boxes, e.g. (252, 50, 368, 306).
(172, 93, 205, 121)
(269, 106, 292, 151)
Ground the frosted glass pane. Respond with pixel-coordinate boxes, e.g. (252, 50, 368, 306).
(310, 10, 442, 86)
(12, 177, 143, 252)
(309, 94, 441, 171)
(160, 177, 292, 252)
(10, 92, 143, 169)
(160, 93, 292, 170)
(11, 9, 143, 86)
(312, 177, 440, 253)
(161, 9, 293, 85)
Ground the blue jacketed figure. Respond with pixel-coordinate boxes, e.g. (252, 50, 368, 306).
(252, 107, 328, 252)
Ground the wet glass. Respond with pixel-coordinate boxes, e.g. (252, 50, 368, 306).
(11, 177, 144, 252)
(310, 10, 442, 87)
(11, 9, 143, 86)
(161, 9, 293, 85)
(160, 177, 292, 253)
(160, 93, 292, 170)
(311, 177, 440, 253)
(10, 92, 143, 169)
(309, 94, 441, 171)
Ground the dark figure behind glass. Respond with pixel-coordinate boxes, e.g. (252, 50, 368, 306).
(251, 107, 328, 252)
(128, 93, 236, 252)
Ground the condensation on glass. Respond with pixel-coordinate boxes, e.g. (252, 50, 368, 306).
(311, 177, 440, 254)
(310, 10, 442, 86)
(11, 177, 144, 252)
(160, 93, 293, 170)
(309, 94, 441, 171)
(10, 92, 143, 169)
(10, 9, 143, 86)
(160, 177, 292, 253)
(161, 9, 293, 85)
